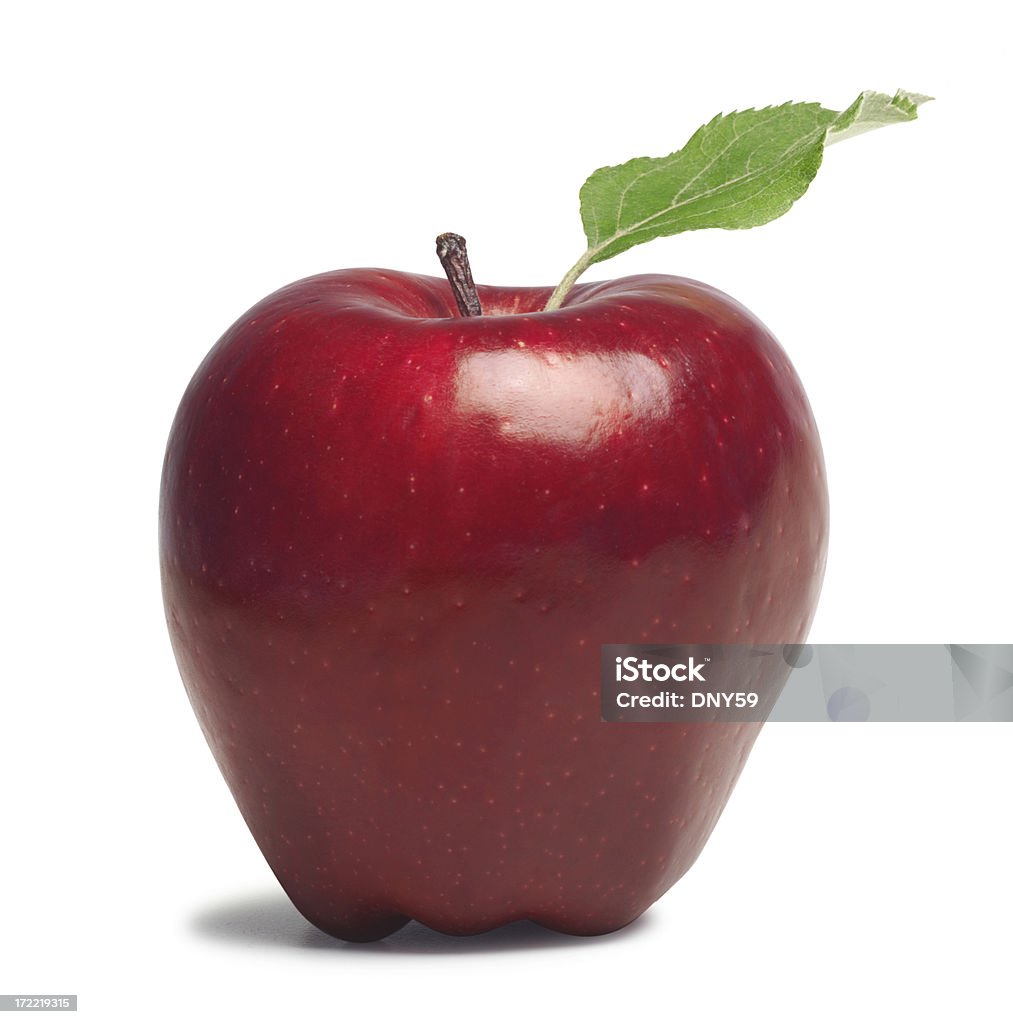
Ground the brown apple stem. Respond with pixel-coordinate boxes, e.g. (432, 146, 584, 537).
(436, 233, 482, 317)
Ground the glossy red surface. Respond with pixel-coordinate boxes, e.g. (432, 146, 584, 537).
(160, 270, 828, 939)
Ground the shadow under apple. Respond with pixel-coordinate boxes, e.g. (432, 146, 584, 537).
(191, 892, 655, 955)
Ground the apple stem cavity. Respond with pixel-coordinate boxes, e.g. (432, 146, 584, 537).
(436, 232, 483, 317)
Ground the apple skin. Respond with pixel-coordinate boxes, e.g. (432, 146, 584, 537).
(160, 269, 828, 941)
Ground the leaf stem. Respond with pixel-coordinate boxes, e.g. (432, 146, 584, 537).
(543, 250, 594, 311)
(436, 232, 482, 317)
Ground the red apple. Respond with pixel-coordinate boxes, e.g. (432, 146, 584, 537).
(160, 267, 827, 940)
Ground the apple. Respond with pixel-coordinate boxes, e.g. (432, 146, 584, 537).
(160, 263, 827, 940)
(161, 91, 927, 940)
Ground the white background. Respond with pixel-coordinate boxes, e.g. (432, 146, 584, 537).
(2, 2, 1010, 1021)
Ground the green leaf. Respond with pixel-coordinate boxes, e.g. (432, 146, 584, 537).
(579, 102, 838, 265)
(543, 90, 931, 310)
